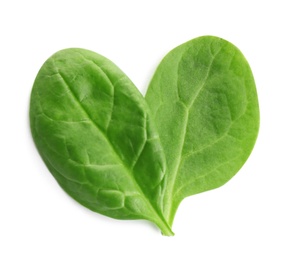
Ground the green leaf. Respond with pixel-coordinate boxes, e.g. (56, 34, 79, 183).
(30, 48, 173, 235)
(145, 36, 260, 226)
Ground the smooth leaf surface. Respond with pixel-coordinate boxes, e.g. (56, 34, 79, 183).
(145, 36, 260, 225)
(30, 48, 173, 235)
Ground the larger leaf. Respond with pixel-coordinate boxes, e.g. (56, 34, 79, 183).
(30, 48, 173, 235)
(145, 36, 260, 226)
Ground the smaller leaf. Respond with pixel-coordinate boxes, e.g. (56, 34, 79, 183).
(146, 36, 260, 226)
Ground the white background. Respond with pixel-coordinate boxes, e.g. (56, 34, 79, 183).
(1, 0, 295, 259)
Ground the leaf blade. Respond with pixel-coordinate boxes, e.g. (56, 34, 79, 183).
(146, 36, 259, 225)
(30, 48, 173, 235)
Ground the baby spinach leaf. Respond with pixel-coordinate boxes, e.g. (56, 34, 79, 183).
(30, 48, 173, 235)
(145, 36, 259, 226)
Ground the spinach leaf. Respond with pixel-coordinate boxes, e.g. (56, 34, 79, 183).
(145, 36, 259, 226)
(30, 48, 173, 235)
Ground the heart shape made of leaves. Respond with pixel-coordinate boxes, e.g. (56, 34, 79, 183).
(30, 36, 259, 235)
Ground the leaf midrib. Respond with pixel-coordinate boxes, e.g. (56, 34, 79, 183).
(56, 69, 170, 230)
(163, 46, 222, 223)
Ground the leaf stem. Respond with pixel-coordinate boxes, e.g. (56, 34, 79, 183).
(155, 217, 174, 236)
